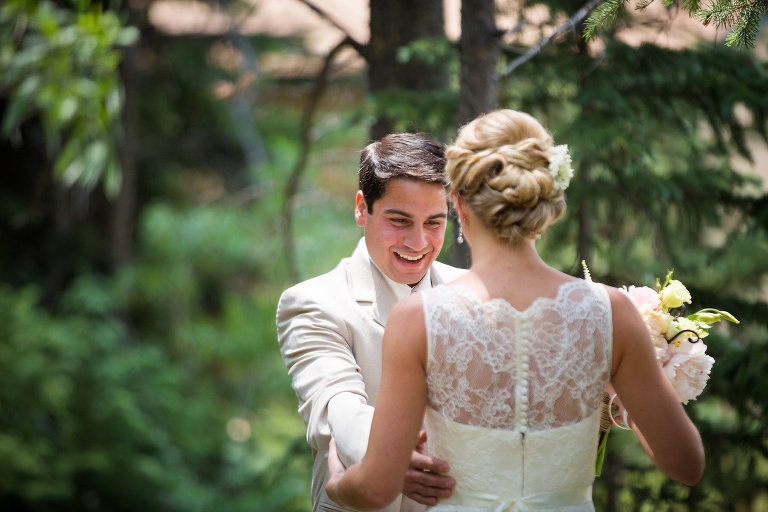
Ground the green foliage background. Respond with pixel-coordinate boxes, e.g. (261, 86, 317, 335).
(1, 0, 768, 510)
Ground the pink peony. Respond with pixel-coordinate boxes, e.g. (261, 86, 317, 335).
(662, 339, 714, 404)
(623, 286, 661, 313)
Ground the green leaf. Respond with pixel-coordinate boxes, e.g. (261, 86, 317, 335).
(662, 269, 674, 289)
(595, 428, 609, 476)
(718, 310, 740, 324)
(53, 137, 83, 178)
(688, 311, 721, 324)
(60, 156, 85, 186)
(17, 74, 41, 97)
(57, 96, 77, 124)
(0, 94, 31, 137)
(105, 85, 122, 117)
(79, 139, 108, 188)
(115, 26, 139, 46)
(103, 153, 121, 198)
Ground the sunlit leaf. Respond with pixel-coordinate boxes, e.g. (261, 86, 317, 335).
(57, 96, 77, 124)
(103, 154, 121, 198)
(115, 26, 139, 46)
(0, 94, 31, 136)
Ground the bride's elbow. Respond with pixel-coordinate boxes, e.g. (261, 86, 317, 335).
(661, 447, 705, 487)
(669, 463, 704, 487)
(360, 485, 400, 511)
(681, 453, 705, 487)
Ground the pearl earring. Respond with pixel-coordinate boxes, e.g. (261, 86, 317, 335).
(457, 224, 464, 244)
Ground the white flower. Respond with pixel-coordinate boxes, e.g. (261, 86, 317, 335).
(661, 338, 714, 404)
(649, 326, 670, 363)
(548, 144, 574, 191)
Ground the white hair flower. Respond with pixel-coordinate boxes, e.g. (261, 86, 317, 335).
(548, 144, 574, 191)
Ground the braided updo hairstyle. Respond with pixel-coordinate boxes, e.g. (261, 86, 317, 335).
(446, 110, 566, 245)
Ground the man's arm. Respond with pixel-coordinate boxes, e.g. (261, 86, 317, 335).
(277, 285, 372, 464)
(277, 285, 455, 506)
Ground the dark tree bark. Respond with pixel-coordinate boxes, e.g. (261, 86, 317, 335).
(451, 0, 500, 268)
(368, 0, 446, 141)
(457, 0, 499, 126)
(283, 39, 353, 283)
(111, 51, 137, 270)
(110, 5, 144, 270)
(575, 20, 593, 272)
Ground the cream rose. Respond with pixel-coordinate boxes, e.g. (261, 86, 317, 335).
(660, 280, 692, 310)
(547, 144, 574, 191)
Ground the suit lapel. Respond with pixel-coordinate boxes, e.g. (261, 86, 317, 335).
(347, 239, 458, 328)
(346, 238, 398, 328)
(430, 264, 447, 287)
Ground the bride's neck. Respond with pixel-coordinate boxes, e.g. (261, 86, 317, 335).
(467, 229, 547, 276)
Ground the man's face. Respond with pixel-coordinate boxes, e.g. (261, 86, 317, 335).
(355, 179, 448, 286)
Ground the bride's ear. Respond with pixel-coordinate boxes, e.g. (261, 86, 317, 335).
(451, 193, 467, 221)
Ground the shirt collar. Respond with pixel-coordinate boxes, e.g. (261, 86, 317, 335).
(372, 262, 433, 302)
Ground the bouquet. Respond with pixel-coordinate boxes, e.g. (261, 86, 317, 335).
(585, 264, 740, 475)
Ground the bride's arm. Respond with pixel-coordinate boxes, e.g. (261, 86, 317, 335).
(607, 286, 705, 486)
(326, 294, 430, 511)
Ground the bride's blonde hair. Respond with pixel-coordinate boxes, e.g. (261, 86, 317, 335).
(446, 109, 566, 244)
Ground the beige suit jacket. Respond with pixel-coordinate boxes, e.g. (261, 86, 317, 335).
(277, 238, 466, 512)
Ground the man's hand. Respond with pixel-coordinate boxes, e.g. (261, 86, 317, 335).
(402, 430, 455, 506)
(326, 438, 347, 507)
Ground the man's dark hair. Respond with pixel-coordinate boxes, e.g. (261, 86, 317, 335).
(359, 133, 448, 213)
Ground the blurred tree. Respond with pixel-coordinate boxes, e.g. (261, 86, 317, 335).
(494, 0, 768, 507)
(586, 0, 768, 48)
(0, 0, 138, 196)
(451, 0, 501, 267)
(2, 0, 768, 511)
(1, 1, 316, 511)
(368, 0, 448, 140)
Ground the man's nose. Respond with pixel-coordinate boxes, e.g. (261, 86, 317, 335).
(404, 226, 428, 250)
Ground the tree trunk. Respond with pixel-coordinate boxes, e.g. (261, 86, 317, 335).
(575, 19, 593, 271)
(451, 0, 499, 268)
(110, 6, 142, 270)
(457, 0, 499, 126)
(368, 0, 446, 141)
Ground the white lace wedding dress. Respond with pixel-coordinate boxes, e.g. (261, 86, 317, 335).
(421, 280, 613, 512)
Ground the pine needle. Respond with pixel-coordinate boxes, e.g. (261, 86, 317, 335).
(584, 0, 627, 40)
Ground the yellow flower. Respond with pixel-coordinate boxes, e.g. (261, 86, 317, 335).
(666, 317, 708, 346)
(660, 280, 692, 310)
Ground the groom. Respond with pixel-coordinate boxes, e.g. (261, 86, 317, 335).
(277, 133, 464, 512)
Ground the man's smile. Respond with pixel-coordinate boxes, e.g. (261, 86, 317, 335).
(395, 252, 426, 262)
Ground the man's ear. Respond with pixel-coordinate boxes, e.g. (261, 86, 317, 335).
(354, 191, 367, 227)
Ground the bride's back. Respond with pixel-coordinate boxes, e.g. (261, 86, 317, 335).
(420, 279, 611, 511)
(427, 109, 606, 509)
(423, 279, 611, 432)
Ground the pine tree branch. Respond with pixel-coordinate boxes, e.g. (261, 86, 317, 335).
(294, 0, 369, 61)
(499, 0, 605, 78)
(281, 37, 351, 282)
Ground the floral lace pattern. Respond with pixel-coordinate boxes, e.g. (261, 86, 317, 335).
(421, 281, 612, 510)
(423, 281, 612, 432)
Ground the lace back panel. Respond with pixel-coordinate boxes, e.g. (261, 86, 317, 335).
(423, 281, 612, 432)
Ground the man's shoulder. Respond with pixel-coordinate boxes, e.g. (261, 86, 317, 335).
(431, 260, 468, 283)
(280, 259, 347, 300)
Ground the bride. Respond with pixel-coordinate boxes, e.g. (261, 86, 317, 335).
(325, 110, 704, 511)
